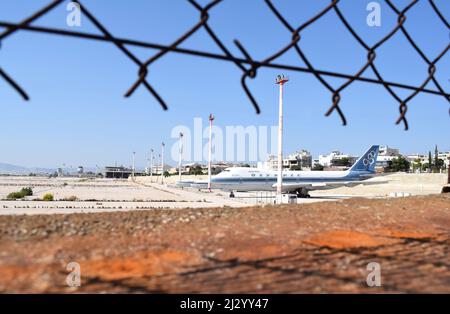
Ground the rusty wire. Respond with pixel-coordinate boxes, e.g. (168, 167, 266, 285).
(0, 0, 449, 130)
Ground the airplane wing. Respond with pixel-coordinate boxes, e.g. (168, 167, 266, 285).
(273, 180, 389, 192)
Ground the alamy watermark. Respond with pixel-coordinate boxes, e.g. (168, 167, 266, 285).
(366, 262, 381, 287)
(66, 2, 81, 27)
(367, 2, 381, 27)
(66, 261, 81, 288)
(170, 118, 278, 163)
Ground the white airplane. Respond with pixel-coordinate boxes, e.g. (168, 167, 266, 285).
(186, 145, 381, 198)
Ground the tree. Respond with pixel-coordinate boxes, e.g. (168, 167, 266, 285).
(163, 170, 170, 178)
(412, 158, 422, 173)
(189, 165, 203, 176)
(331, 157, 351, 167)
(435, 159, 444, 172)
(290, 165, 302, 171)
(21, 187, 33, 196)
(312, 164, 324, 171)
(428, 151, 433, 173)
(389, 156, 410, 172)
(434, 145, 439, 171)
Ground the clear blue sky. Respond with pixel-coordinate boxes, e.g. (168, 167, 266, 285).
(1, 0, 449, 168)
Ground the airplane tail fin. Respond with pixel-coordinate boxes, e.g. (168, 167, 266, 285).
(348, 145, 379, 173)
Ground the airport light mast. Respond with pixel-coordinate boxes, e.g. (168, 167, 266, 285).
(161, 142, 165, 184)
(208, 114, 215, 192)
(132, 152, 135, 181)
(150, 148, 154, 183)
(179, 132, 184, 183)
(275, 75, 289, 204)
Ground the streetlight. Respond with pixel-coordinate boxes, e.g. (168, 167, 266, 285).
(132, 151, 136, 180)
(150, 148, 154, 183)
(178, 132, 184, 183)
(208, 114, 215, 192)
(275, 75, 289, 204)
(161, 142, 165, 184)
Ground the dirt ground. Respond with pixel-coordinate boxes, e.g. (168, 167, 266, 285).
(0, 194, 449, 293)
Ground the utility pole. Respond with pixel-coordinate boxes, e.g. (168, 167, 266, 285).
(161, 142, 165, 184)
(150, 148, 154, 183)
(208, 114, 215, 192)
(179, 132, 184, 183)
(132, 151, 136, 181)
(275, 75, 289, 204)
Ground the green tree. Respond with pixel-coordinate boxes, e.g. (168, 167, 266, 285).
(331, 157, 351, 167)
(434, 145, 439, 170)
(163, 170, 170, 178)
(428, 151, 433, 173)
(412, 158, 422, 173)
(290, 165, 302, 171)
(189, 165, 204, 175)
(435, 159, 444, 172)
(20, 187, 33, 196)
(389, 156, 410, 172)
(312, 164, 324, 171)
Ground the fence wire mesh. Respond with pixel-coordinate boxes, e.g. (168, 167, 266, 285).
(0, 0, 449, 130)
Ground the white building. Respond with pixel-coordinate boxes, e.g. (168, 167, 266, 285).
(148, 164, 172, 175)
(379, 145, 400, 156)
(405, 154, 427, 164)
(258, 150, 312, 170)
(438, 152, 450, 169)
(318, 151, 357, 168)
(376, 145, 401, 169)
(405, 151, 449, 172)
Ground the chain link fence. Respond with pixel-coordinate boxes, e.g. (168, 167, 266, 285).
(0, 0, 449, 130)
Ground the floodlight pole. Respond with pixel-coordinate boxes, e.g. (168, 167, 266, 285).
(208, 114, 215, 192)
(150, 148, 154, 183)
(132, 152, 135, 181)
(179, 132, 184, 183)
(275, 75, 289, 203)
(161, 142, 165, 184)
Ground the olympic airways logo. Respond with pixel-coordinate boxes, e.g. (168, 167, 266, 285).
(363, 151, 376, 166)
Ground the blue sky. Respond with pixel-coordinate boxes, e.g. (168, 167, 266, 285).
(0, 0, 449, 168)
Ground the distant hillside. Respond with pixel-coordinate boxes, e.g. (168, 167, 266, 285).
(0, 162, 55, 175)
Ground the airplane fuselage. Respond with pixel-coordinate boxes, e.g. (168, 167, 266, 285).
(186, 145, 380, 194)
(206, 168, 373, 192)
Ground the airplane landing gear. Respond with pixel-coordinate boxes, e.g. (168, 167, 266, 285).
(295, 189, 310, 198)
(229, 191, 235, 198)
